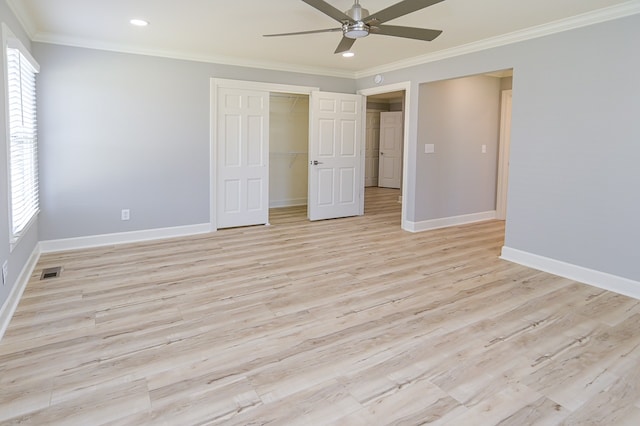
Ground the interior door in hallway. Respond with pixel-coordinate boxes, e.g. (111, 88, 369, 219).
(217, 87, 269, 228)
(378, 111, 403, 188)
(365, 111, 380, 187)
(308, 91, 363, 221)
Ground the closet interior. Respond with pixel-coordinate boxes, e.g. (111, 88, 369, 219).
(269, 93, 310, 209)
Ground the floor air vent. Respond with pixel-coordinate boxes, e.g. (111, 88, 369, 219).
(40, 266, 62, 280)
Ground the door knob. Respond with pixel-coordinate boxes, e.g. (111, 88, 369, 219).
(311, 160, 323, 165)
(380, 152, 384, 155)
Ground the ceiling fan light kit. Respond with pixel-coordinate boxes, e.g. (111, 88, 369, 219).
(129, 18, 149, 27)
(343, 22, 369, 39)
(263, 0, 445, 54)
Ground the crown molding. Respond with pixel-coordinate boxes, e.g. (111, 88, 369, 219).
(355, 0, 640, 79)
(31, 32, 357, 79)
(5, 0, 37, 38)
(12, 0, 640, 80)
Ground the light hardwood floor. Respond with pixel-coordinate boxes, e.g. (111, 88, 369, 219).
(1, 187, 640, 425)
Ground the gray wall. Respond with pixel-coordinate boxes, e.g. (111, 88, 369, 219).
(504, 17, 640, 281)
(33, 43, 355, 240)
(357, 14, 640, 281)
(416, 75, 501, 220)
(0, 5, 40, 310)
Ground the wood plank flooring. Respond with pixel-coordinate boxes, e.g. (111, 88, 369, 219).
(1, 187, 640, 425)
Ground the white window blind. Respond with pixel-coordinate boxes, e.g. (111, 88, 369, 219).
(6, 45, 39, 240)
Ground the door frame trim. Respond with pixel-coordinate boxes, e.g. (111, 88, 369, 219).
(358, 81, 411, 230)
(210, 79, 319, 231)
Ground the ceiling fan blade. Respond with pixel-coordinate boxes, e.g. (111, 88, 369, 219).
(365, 0, 445, 24)
(334, 37, 356, 54)
(263, 28, 341, 37)
(302, 0, 352, 23)
(370, 24, 442, 41)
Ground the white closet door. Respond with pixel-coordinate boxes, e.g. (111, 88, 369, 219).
(217, 88, 269, 228)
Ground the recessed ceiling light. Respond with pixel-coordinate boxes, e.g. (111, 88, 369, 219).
(342, 52, 355, 58)
(129, 19, 149, 27)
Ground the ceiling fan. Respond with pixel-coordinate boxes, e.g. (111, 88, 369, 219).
(264, 0, 445, 54)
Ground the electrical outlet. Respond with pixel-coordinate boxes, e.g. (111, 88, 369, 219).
(2, 261, 8, 285)
(121, 209, 130, 221)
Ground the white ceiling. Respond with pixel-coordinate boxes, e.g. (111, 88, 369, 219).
(7, 0, 639, 77)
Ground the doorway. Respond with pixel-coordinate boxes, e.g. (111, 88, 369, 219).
(364, 91, 404, 190)
(359, 84, 409, 224)
(413, 69, 513, 232)
(211, 79, 317, 230)
(211, 79, 365, 230)
(269, 93, 309, 211)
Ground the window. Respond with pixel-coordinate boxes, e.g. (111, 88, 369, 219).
(4, 28, 40, 244)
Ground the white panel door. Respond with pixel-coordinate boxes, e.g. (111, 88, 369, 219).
(217, 88, 269, 228)
(308, 91, 363, 221)
(378, 111, 403, 189)
(365, 111, 380, 187)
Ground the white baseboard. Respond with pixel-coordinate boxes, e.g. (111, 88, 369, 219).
(39, 223, 212, 253)
(269, 198, 307, 208)
(404, 210, 497, 233)
(501, 246, 640, 300)
(0, 246, 41, 341)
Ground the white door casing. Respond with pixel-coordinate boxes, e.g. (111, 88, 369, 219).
(358, 82, 410, 230)
(217, 87, 269, 228)
(308, 91, 363, 221)
(378, 111, 403, 189)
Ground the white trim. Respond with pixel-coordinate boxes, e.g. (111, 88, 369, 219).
(405, 211, 497, 233)
(210, 81, 217, 234)
(3, 24, 39, 71)
(269, 198, 307, 209)
(4, 0, 37, 39)
(500, 246, 640, 301)
(9, 211, 38, 252)
(39, 223, 211, 253)
(2, 24, 12, 250)
(212, 78, 318, 94)
(355, 1, 640, 78)
(358, 95, 367, 216)
(13, 2, 638, 80)
(0, 245, 40, 342)
(358, 82, 411, 231)
(33, 34, 355, 79)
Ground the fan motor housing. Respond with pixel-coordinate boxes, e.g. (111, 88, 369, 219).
(343, 22, 369, 39)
